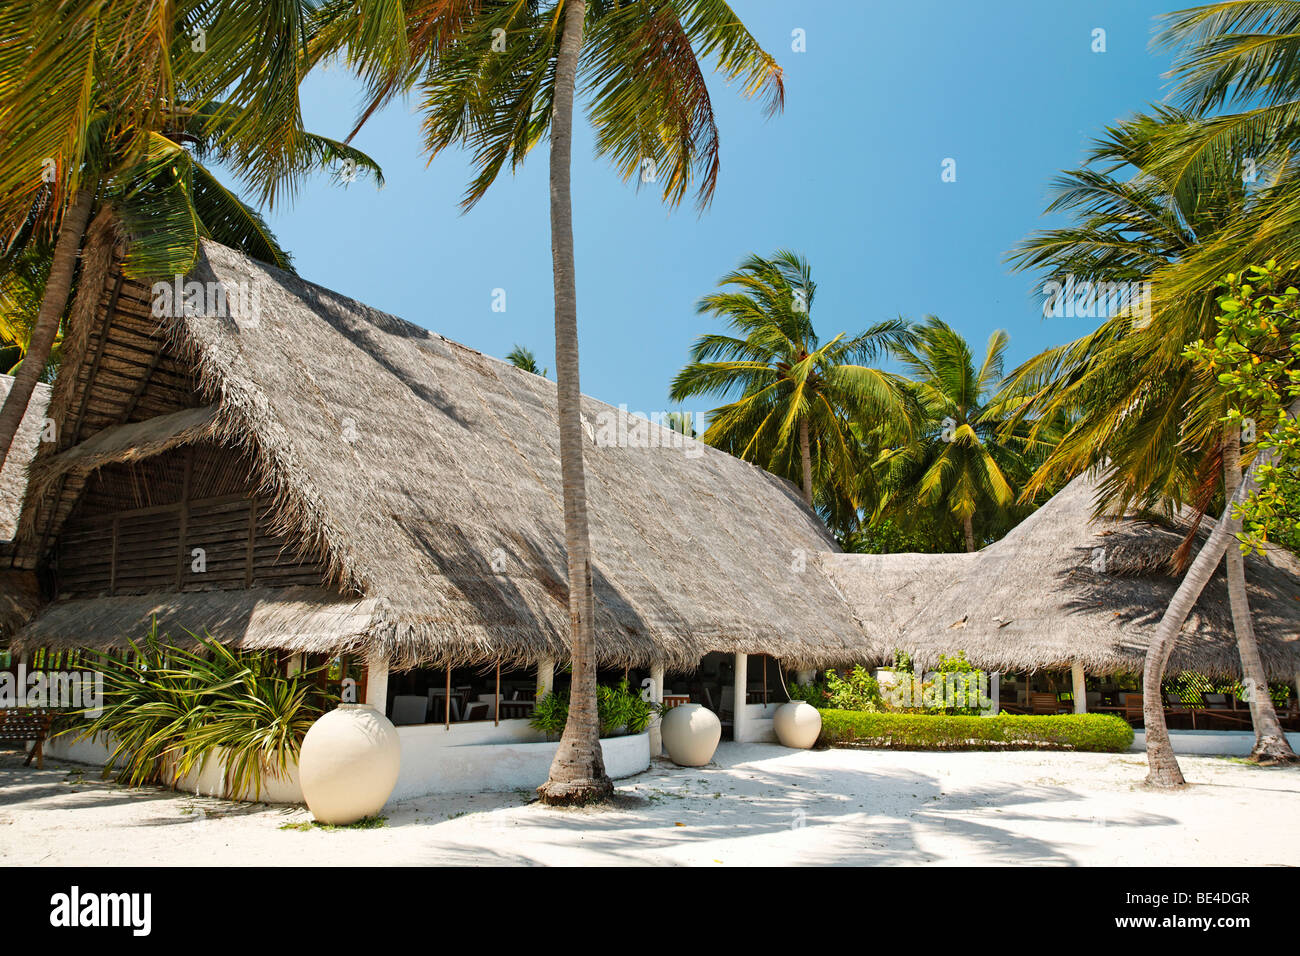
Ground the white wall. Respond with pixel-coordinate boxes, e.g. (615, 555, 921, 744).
(734, 702, 779, 743)
(388, 725, 650, 803)
(46, 720, 653, 806)
(1131, 729, 1300, 756)
(44, 734, 303, 803)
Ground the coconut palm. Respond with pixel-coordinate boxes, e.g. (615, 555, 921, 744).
(669, 251, 913, 509)
(0, 240, 60, 377)
(874, 317, 1049, 553)
(506, 344, 547, 377)
(1154, 3, 1300, 209)
(1005, 109, 1297, 763)
(1142, 394, 1300, 786)
(0, 1, 382, 473)
(323, 0, 784, 804)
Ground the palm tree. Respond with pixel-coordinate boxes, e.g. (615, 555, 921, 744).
(669, 251, 912, 508)
(1006, 110, 1297, 762)
(1154, 3, 1300, 215)
(506, 344, 546, 377)
(1143, 395, 1300, 786)
(0, 1, 382, 472)
(875, 317, 1047, 553)
(323, 0, 784, 804)
(0, 240, 61, 378)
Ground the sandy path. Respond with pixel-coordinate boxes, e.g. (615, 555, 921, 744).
(1, 743, 1296, 866)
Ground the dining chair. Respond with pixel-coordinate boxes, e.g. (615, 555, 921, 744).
(428, 689, 460, 722)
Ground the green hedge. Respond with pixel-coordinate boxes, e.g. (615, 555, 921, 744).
(818, 710, 1134, 753)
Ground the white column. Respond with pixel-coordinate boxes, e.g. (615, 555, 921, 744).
(537, 657, 555, 697)
(1071, 661, 1087, 714)
(364, 655, 388, 712)
(649, 664, 665, 756)
(733, 652, 749, 743)
(286, 653, 304, 676)
(796, 669, 814, 686)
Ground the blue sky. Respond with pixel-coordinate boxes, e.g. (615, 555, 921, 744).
(252, 0, 1182, 419)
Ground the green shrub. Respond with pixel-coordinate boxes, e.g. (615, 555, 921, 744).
(529, 679, 653, 738)
(823, 664, 883, 711)
(66, 622, 334, 798)
(818, 710, 1134, 752)
(788, 678, 830, 708)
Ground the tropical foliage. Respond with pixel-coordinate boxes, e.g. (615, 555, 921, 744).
(670, 251, 913, 508)
(66, 625, 334, 799)
(529, 679, 654, 738)
(875, 317, 1057, 552)
(1187, 262, 1300, 554)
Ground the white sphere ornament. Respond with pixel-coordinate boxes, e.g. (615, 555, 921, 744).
(660, 703, 721, 767)
(299, 704, 401, 824)
(773, 700, 821, 749)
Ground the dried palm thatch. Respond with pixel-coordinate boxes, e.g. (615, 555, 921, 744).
(27, 404, 220, 495)
(818, 471, 1300, 679)
(11, 240, 864, 669)
(0, 373, 51, 542)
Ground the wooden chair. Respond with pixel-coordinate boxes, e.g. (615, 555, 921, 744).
(0, 708, 55, 768)
(1124, 696, 1145, 726)
(1030, 692, 1063, 715)
(462, 701, 489, 721)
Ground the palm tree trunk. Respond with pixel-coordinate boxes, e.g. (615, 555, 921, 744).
(537, 0, 611, 807)
(1142, 398, 1300, 786)
(1222, 426, 1296, 763)
(0, 187, 95, 471)
(798, 417, 813, 507)
(962, 514, 976, 553)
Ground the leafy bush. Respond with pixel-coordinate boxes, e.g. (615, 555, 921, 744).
(788, 678, 830, 708)
(818, 710, 1134, 752)
(823, 665, 883, 711)
(66, 623, 334, 798)
(529, 679, 653, 738)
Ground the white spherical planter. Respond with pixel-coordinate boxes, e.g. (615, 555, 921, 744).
(660, 703, 721, 767)
(773, 700, 821, 749)
(299, 704, 401, 824)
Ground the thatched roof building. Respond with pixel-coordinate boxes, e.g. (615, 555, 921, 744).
(818, 471, 1300, 680)
(4, 217, 1297, 684)
(4, 219, 862, 670)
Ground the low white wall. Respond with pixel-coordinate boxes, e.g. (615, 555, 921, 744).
(734, 702, 779, 744)
(44, 733, 303, 803)
(44, 733, 118, 768)
(1131, 729, 1300, 756)
(389, 723, 650, 803)
(45, 721, 653, 806)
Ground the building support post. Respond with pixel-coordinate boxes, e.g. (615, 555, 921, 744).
(649, 663, 665, 756)
(733, 652, 749, 743)
(1071, 661, 1086, 714)
(364, 654, 388, 714)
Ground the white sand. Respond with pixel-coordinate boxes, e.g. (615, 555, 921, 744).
(2, 743, 1297, 866)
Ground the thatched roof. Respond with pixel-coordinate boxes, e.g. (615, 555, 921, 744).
(11, 239, 863, 669)
(818, 471, 1300, 679)
(0, 374, 51, 542)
